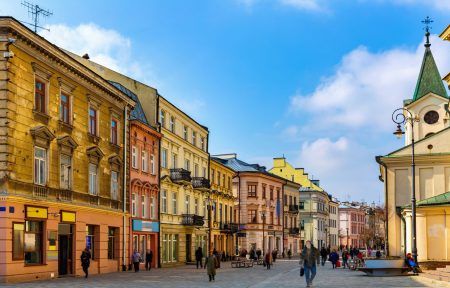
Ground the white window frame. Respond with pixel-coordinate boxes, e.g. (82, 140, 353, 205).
(141, 195, 147, 218)
(160, 110, 165, 127)
(194, 163, 199, 177)
(141, 150, 148, 172)
(172, 153, 178, 169)
(170, 116, 175, 132)
(150, 154, 155, 175)
(194, 198, 199, 215)
(162, 190, 167, 213)
(172, 192, 177, 215)
(161, 148, 167, 168)
(192, 131, 196, 146)
(150, 196, 155, 219)
(111, 170, 119, 200)
(184, 159, 190, 171)
(183, 126, 188, 140)
(132, 146, 138, 169)
(34, 147, 47, 185)
(185, 195, 190, 214)
(60, 153, 72, 189)
(88, 163, 98, 195)
(132, 193, 137, 217)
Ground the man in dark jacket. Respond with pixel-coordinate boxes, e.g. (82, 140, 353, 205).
(195, 247, 203, 269)
(320, 247, 328, 266)
(300, 241, 320, 288)
(81, 247, 91, 278)
(145, 250, 153, 271)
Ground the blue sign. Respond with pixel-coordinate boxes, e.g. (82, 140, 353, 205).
(132, 220, 159, 232)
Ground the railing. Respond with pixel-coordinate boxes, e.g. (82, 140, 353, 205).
(170, 168, 192, 183)
(181, 214, 204, 226)
(33, 185, 48, 198)
(289, 227, 300, 235)
(219, 222, 239, 233)
(57, 189, 73, 201)
(289, 204, 299, 212)
(192, 177, 210, 189)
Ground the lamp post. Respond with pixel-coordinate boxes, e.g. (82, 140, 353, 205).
(392, 107, 419, 264)
(260, 211, 266, 252)
(206, 196, 213, 254)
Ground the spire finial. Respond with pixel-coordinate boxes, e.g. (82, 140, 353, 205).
(422, 16, 433, 47)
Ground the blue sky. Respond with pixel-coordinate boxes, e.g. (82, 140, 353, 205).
(2, 0, 450, 203)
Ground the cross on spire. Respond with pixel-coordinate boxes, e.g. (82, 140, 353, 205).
(422, 16, 433, 47)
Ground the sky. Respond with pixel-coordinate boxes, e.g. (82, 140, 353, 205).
(2, 0, 450, 204)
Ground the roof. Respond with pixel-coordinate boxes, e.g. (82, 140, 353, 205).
(109, 81, 149, 125)
(412, 45, 448, 101)
(417, 191, 450, 207)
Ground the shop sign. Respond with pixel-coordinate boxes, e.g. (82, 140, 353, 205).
(132, 220, 159, 232)
(26, 206, 47, 219)
(61, 211, 76, 223)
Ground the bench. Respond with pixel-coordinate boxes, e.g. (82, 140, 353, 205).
(358, 267, 410, 276)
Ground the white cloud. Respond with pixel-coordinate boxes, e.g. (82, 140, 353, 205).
(299, 137, 349, 173)
(40, 23, 153, 84)
(290, 35, 450, 131)
(279, 0, 323, 11)
(392, 0, 450, 11)
(282, 125, 300, 138)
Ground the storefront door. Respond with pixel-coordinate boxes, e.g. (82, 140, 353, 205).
(58, 224, 73, 276)
(186, 234, 192, 262)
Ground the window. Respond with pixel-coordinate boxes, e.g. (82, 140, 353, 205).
(183, 126, 188, 140)
(228, 177, 231, 189)
(262, 185, 266, 199)
(150, 196, 156, 219)
(162, 234, 178, 263)
(142, 195, 147, 218)
(201, 137, 205, 151)
(184, 159, 190, 171)
(284, 216, 288, 228)
(150, 154, 155, 175)
(142, 150, 148, 172)
(217, 172, 221, 186)
(172, 192, 177, 214)
(248, 210, 257, 223)
(219, 204, 223, 223)
(86, 225, 96, 259)
(132, 146, 138, 169)
(162, 190, 167, 213)
(194, 164, 199, 177)
(194, 198, 199, 215)
(185, 195, 190, 213)
(35, 79, 46, 113)
(289, 196, 293, 206)
(60, 154, 71, 189)
(222, 174, 225, 187)
(248, 184, 257, 197)
(108, 227, 117, 259)
(24, 221, 43, 264)
(160, 110, 166, 127)
(202, 167, 207, 177)
(172, 153, 178, 169)
(270, 187, 274, 200)
(192, 131, 196, 146)
(89, 107, 98, 136)
(170, 116, 175, 132)
(284, 195, 288, 206)
(211, 169, 215, 184)
(110, 119, 118, 145)
(161, 149, 168, 168)
(89, 163, 98, 195)
(34, 147, 47, 185)
(60, 94, 70, 123)
(111, 171, 119, 200)
(270, 212, 274, 224)
(299, 202, 304, 210)
(132, 193, 137, 217)
(12, 223, 24, 260)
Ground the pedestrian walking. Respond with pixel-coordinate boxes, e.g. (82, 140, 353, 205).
(320, 246, 328, 266)
(287, 249, 292, 259)
(265, 250, 272, 270)
(376, 250, 382, 259)
(145, 250, 153, 271)
(300, 240, 319, 288)
(256, 249, 262, 260)
(132, 250, 141, 272)
(329, 249, 339, 269)
(205, 252, 218, 282)
(272, 249, 277, 263)
(80, 247, 91, 278)
(195, 247, 203, 269)
(342, 249, 349, 269)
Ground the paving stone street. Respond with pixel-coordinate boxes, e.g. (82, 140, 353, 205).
(3, 259, 445, 288)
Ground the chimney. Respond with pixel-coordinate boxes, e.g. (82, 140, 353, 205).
(82, 53, 90, 60)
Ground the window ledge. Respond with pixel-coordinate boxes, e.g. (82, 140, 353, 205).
(33, 110, 50, 124)
(24, 263, 48, 267)
(87, 133, 101, 144)
(59, 120, 73, 133)
(109, 142, 121, 152)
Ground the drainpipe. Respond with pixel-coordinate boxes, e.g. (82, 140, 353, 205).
(122, 106, 129, 271)
(233, 172, 241, 255)
(156, 92, 161, 268)
(376, 156, 389, 256)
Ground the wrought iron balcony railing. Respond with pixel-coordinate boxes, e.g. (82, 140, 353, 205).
(170, 168, 192, 183)
(192, 177, 210, 190)
(289, 227, 300, 235)
(181, 214, 205, 226)
(289, 204, 299, 213)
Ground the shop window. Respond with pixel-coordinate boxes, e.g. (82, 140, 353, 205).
(108, 227, 117, 259)
(12, 223, 24, 260)
(162, 234, 178, 263)
(24, 221, 43, 264)
(86, 225, 97, 260)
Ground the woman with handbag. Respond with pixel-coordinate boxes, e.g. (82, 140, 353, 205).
(299, 241, 319, 288)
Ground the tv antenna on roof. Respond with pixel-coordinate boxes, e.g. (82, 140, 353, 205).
(21, 1, 52, 32)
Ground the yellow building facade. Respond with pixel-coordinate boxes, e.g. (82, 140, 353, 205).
(283, 180, 301, 255)
(210, 158, 236, 256)
(0, 17, 135, 282)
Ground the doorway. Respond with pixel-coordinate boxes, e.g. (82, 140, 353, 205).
(186, 234, 192, 262)
(58, 223, 73, 276)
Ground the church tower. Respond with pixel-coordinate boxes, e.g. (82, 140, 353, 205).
(403, 25, 449, 145)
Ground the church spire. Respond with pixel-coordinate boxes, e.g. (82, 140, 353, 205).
(412, 17, 448, 102)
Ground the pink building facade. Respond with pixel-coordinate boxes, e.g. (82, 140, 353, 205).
(339, 205, 366, 249)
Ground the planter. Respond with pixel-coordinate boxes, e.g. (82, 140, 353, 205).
(365, 259, 405, 269)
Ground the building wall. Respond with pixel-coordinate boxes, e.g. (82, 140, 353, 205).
(270, 158, 323, 191)
(328, 201, 339, 249)
(339, 207, 365, 248)
(283, 182, 301, 255)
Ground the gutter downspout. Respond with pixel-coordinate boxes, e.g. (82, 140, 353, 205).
(122, 106, 128, 271)
(376, 156, 389, 256)
(156, 92, 161, 268)
(233, 172, 241, 255)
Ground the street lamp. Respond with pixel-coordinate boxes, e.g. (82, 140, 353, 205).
(392, 107, 419, 264)
(205, 196, 213, 254)
(260, 211, 266, 252)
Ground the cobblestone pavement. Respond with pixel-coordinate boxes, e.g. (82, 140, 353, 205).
(4, 260, 441, 288)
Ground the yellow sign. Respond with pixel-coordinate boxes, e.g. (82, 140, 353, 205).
(26, 206, 47, 219)
(61, 211, 76, 223)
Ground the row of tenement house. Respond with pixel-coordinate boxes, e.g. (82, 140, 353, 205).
(0, 17, 382, 283)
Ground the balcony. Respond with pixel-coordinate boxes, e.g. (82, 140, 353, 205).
(170, 168, 191, 183)
(219, 222, 239, 233)
(181, 214, 204, 226)
(57, 189, 73, 202)
(192, 177, 210, 190)
(33, 185, 48, 198)
(288, 204, 299, 213)
(289, 227, 300, 235)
